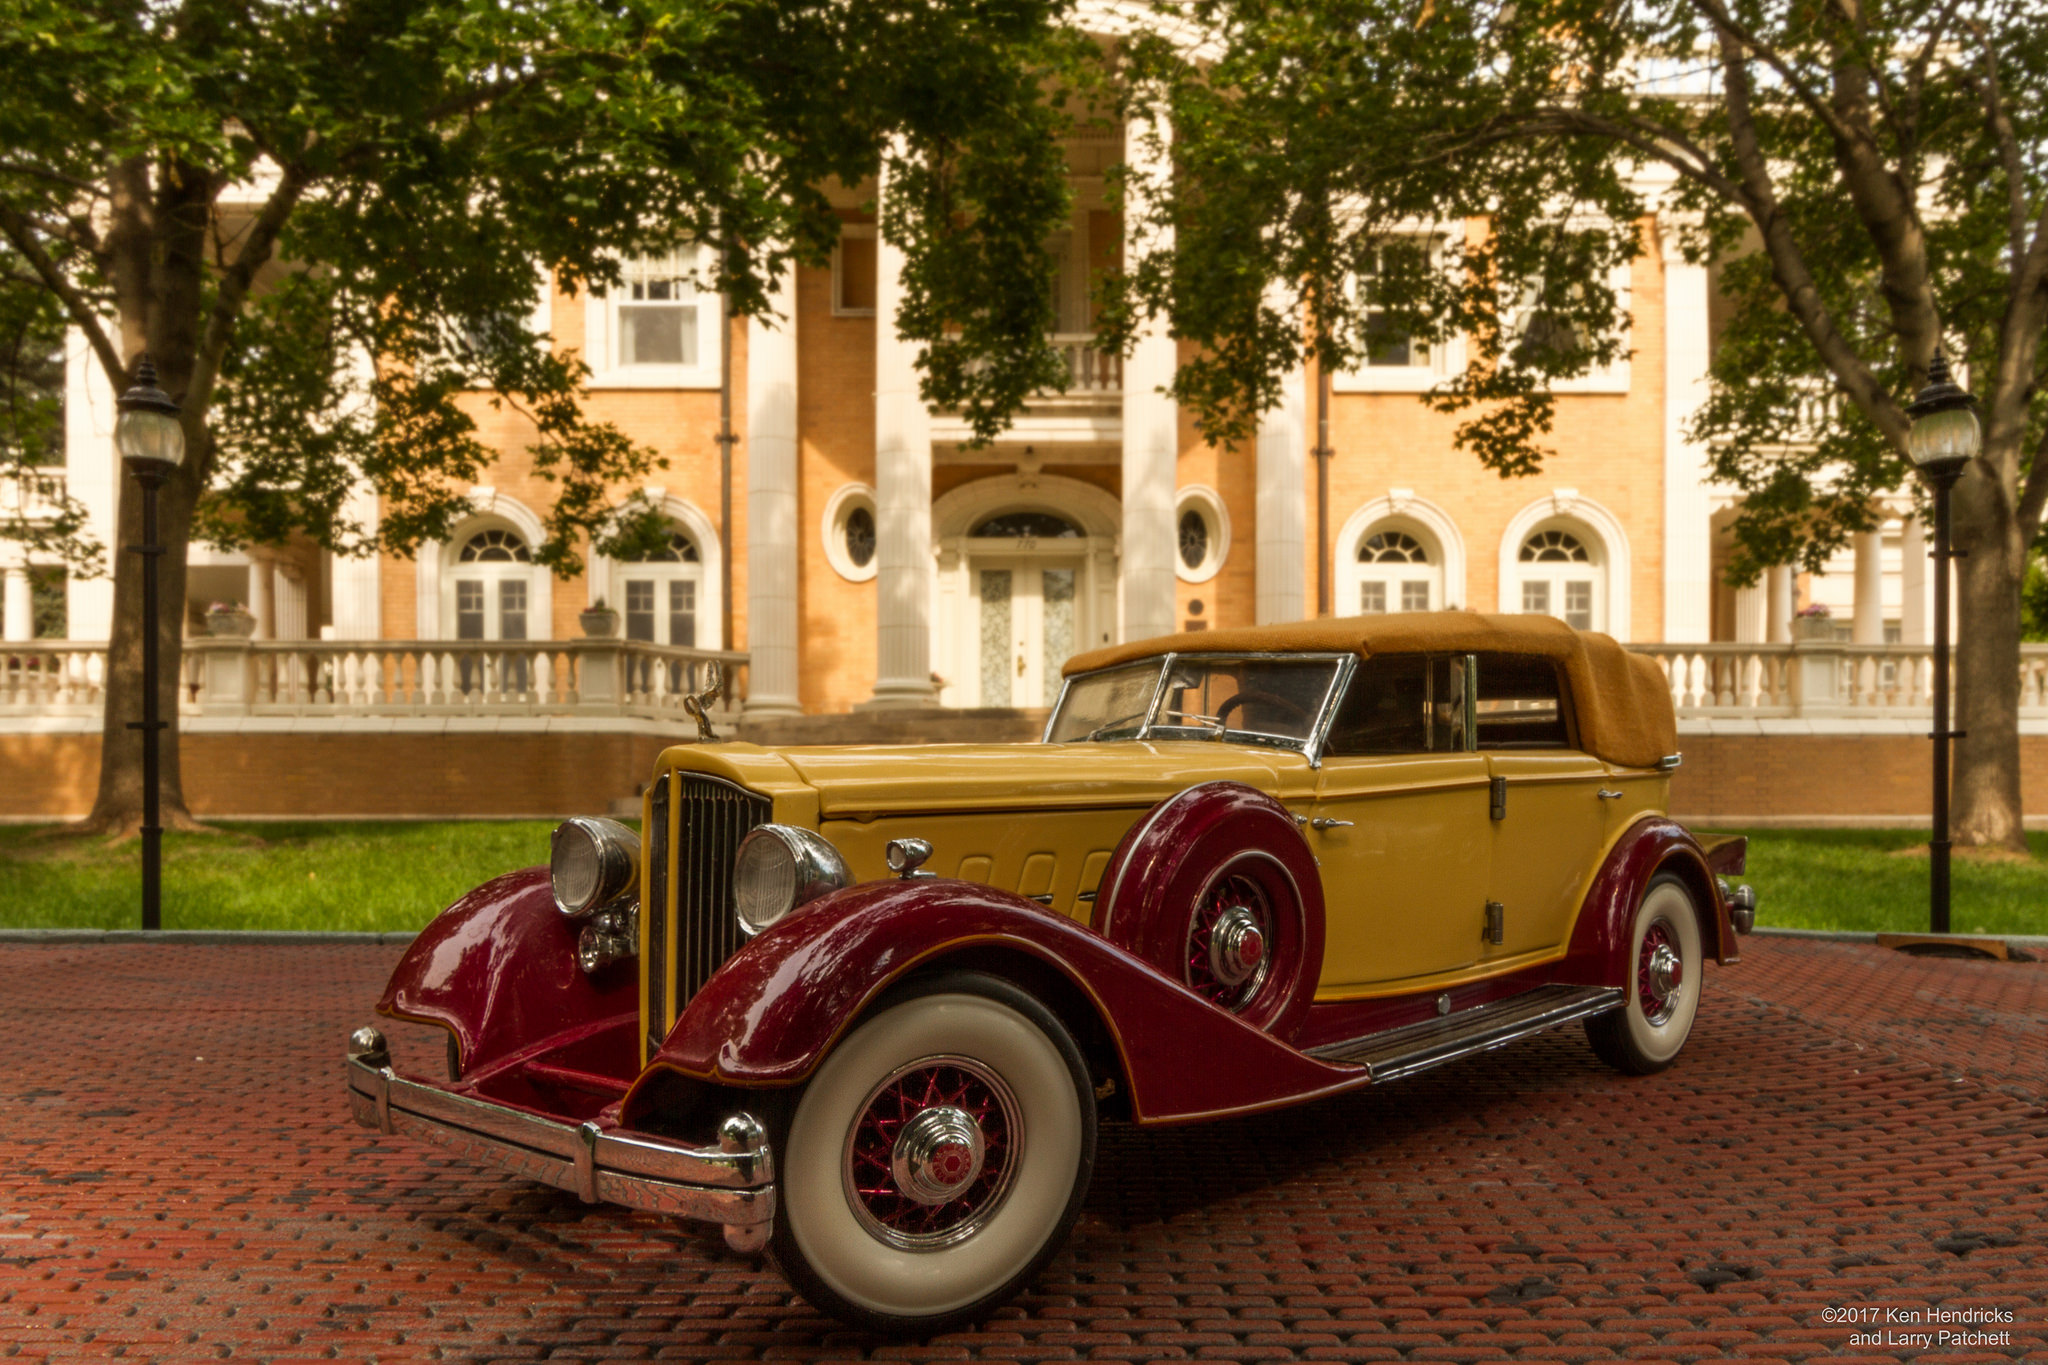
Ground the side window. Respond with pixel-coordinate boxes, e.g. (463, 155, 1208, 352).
(1473, 653, 1570, 749)
(1325, 655, 1465, 755)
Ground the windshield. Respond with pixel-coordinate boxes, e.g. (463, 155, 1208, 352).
(1046, 655, 1346, 751)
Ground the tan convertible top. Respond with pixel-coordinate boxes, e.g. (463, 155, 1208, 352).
(1061, 611, 1677, 771)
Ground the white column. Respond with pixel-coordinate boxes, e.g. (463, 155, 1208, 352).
(1851, 527, 1884, 644)
(1661, 233, 1715, 643)
(276, 565, 308, 640)
(1766, 564, 1794, 644)
(2, 565, 31, 641)
(1121, 111, 1178, 644)
(1900, 515, 1928, 645)
(250, 557, 277, 641)
(65, 328, 116, 642)
(745, 259, 802, 716)
(329, 490, 382, 640)
(863, 155, 937, 708)
(1255, 358, 1307, 624)
(1733, 582, 1766, 643)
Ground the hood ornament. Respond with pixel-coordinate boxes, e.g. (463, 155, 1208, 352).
(682, 662, 723, 742)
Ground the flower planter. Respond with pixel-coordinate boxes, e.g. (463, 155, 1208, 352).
(205, 609, 257, 639)
(579, 610, 620, 639)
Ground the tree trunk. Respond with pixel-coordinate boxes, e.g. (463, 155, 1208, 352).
(81, 439, 205, 838)
(1950, 459, 2028, 852)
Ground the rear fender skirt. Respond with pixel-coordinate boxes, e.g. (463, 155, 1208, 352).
(1557, 816, 1738, 983)
(378, 867, 640, 1078)
(623, 879, 1363, 1127)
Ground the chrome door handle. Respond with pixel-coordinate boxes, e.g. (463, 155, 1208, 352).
(1310, 818, 1355, 831)
(1597, 789, 1625, 800)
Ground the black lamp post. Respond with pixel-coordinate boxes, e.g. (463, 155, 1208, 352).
(1903, 349, 1979, 935)
(115, 356, 185, 932)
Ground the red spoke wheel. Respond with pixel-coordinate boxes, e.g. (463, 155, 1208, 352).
(771, 972, 1096, 1335)
(1586, 873, 1704, 1074)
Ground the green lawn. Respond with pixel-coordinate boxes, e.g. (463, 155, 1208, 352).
(0, 821, 2042, 938)
(0, 821, 561, 933)
(1702, 827, 2048, 938)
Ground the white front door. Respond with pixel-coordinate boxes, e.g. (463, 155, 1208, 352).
(973, 558, 1082, 707)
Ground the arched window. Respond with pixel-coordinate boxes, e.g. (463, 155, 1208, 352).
(1354, 526, 1441, 613)
(618, 526, 703, 647)
(458, 528, 532, 564)
(1515, 526, 1600, 630)
(970, 511, 1084, 539)
(452, 527, 534, 640)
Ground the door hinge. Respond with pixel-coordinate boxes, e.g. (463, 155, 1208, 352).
(1484, 900, 1505, 946)
(1489, 775, 1507, 821)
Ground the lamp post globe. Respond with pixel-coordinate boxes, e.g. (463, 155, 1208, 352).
(116, 354, 183, 932)
(1904, 348, 1978, 937)
(115, 357, 185, 485)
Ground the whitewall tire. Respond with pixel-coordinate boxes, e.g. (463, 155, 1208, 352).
(1585, 874, 1703, 1075)
(770, 972, 1096, 1335)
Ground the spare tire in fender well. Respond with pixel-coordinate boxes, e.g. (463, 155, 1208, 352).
(1092, 781, 1325, 1043)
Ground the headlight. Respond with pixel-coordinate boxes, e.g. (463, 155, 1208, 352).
(733, 824, 850, 936)
(550, 816, 640, 917)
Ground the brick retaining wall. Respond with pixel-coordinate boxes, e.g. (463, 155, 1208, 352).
(4, 724, 2044, 821)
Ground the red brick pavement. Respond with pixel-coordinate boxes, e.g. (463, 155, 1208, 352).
(1, 936, 2044, 1364)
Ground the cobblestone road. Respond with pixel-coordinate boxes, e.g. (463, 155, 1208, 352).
(1, 936, 2044, 1363)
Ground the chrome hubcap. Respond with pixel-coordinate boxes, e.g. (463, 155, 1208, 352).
(1638, 921, 1683, 1025)
(1648, 943, 1683, 999)
(1207, 906, 1267, 988)
(890, 1106, 987, 1206)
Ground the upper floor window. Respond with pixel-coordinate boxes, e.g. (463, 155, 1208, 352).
(834, 224, 878, 316)
(585, 246, 719, 388)
(1334, 234, 1463, 394)
(1502, 262, 1631, 394)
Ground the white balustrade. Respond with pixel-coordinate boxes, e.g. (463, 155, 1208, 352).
(1, 638, 747, 723)
(0, 643, 106, 714)
(1631, 641, 2048, 720)
(1051, 334, 1122, 398)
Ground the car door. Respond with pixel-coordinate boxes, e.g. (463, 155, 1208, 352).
(1474, 652, 1612, 964)
(1311, 654, 1493, 993)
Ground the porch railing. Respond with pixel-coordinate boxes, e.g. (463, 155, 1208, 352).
(0, 638, 748, 724)
(1630, 640, 2048, 720)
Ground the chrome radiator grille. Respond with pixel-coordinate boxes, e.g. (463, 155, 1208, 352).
(643, 770, 771, 1062)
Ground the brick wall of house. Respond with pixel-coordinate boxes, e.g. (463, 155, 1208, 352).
(1308, 218, 1669, 640)
(376, 275, 746, 651)
(796, 224, 880, 715)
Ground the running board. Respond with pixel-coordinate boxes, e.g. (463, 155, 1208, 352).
(1306, 984, 1624, 1082)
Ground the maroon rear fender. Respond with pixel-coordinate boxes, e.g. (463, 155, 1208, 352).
(379, 867, 639, 1077)
(1558, 817, 1737, 984)
(627, 879, 1362, 1126)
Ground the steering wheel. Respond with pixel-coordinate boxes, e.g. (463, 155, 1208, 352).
(1215, 689, 1314, 730)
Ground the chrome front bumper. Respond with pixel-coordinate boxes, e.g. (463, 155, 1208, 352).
(345, 1026, 775, 1252)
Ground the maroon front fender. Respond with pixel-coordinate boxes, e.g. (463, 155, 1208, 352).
(629, 879, 1363, 1126)
(379, 867, 638, 1078)
(1557, 817, 1738, 985)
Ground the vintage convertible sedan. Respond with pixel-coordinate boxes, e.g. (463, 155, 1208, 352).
(346, 612, 1756, 1333)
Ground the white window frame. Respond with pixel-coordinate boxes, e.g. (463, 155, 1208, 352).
(822, 482, 879, 582)
(583, 245, 721, 389)
(1501, 258, 1633, 395)
(1497, 492, 1632, 639)
(831, 224, 878, 318)
(1173, 484, 1231, 584)
(1332, 228, 1467, 394)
